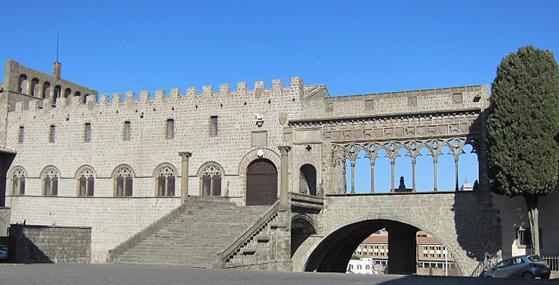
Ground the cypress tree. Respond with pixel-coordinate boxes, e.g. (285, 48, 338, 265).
(487, 45, 559, 255)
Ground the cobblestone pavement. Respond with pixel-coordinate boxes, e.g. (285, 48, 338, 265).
(0, 264, 557, 285)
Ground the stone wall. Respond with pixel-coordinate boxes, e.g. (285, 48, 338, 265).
(493, 191, 559, 258)
(0, 207, 10, 237)
(8, 196, 180, 262)
(9, 224, 91, 263)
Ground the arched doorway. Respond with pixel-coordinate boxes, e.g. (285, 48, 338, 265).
(299, 164, 317, 195)
(246, 159, 277, 205)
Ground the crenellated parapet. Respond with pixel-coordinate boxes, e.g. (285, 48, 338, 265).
(8, 77, 306, 115)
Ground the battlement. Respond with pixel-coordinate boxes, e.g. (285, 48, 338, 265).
(8, 77, 307, 113)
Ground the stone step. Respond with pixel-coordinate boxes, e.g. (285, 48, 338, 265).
(110, 199, 269, 268)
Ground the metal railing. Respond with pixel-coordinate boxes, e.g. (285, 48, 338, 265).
(543, 256, 559, 271)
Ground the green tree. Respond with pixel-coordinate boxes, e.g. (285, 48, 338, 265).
(487, 45, 559, 256)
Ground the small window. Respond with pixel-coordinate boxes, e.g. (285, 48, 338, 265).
(123, 121, 131, 141)
(166, 119, 174, 139)
(84, 123, 91, 142)
(49, 125, 56, 143)
(18, 126, 24, 144)
(210, 116, 218, 137)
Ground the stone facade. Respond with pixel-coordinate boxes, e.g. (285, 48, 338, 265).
(0, 59, 555, 275)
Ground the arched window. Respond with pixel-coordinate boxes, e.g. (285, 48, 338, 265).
(64, 88, 72, 98)
(42, 82, 51, 99)
(53, 85, 62, 101)
(299, 164, 317, 195)
(41, 166, 59, 196)
(11, 167, 26, 195)
(114, 165, 133, 197)
(199, 163, 223, 196)
(155, 165, 176, 197)
(77, 166, 95, 197)
(30, 78, 39, 97)
(18, 74, 28, 94)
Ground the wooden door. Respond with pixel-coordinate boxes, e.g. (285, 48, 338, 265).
(246, 159, 277, 205)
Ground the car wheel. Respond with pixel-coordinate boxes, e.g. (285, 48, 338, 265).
(522, 272, 534, 279)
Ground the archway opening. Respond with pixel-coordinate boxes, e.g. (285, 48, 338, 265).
(291, 215, 317, 256)
(299, 164, 317, 195)
(303, 219, 461, 276)
(246, 159, 277, 205)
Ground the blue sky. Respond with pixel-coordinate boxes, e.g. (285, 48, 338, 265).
(2, 0, 558, 192)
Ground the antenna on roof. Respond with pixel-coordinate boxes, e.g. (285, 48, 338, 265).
(53, 32, 61, 79)
(56, 32, 59, 62)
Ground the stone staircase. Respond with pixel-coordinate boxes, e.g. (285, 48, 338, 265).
(108, 197, 268, 268)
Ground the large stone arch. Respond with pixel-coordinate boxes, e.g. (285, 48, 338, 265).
(290, 193, 494, 275)
(238, 148, 281, 206)
(293, 214, 464, 275)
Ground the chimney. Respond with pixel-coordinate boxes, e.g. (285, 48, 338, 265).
(53, 61, 61, 79)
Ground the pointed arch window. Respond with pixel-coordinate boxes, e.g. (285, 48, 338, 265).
(42, 166, 59, 196)
(77, 166, 95, 197)
(114, 165, 133, 197)
(156, 165, 176, 197)
(199, 163, 222, 196)
(11, 167, 26, 195)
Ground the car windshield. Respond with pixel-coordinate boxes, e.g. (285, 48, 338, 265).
(528, 255, 543, 262)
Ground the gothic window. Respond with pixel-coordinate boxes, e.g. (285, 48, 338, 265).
(75, 91, 81, 97)
(42, 166, 59, 196)
(114, 165, 133, 197)
(156, 165, 176, 197)
(209, 116, 218, 137)
(64, 88, 72, 98)
(18, 74, 28, 94)
(77, 166, 95, 197)
(84, 123, 91, 142)
(166, 119, 174, 139)
(123, 121, 131, 141)
(18, 126, 24, 144)
(199, 163, 222, 196)
(11, 167, 26, 195)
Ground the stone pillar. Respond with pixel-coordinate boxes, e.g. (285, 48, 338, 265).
(350, 160, 356, 194)
(390, 158, 395, 192)
(278, 145, 291, 209)
(179, 152, 192, 203)
(411, 157, 416, 192)
(387, 223, 418, 275)
(454, 156, 460, 191)
(341, 162, 347, 194)
(370, 160, 375, 193)
(433, 156, 438, 192)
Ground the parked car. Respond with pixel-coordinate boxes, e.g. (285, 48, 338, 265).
(483, 255, 551, 279)
(0, 245, 7, 260)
